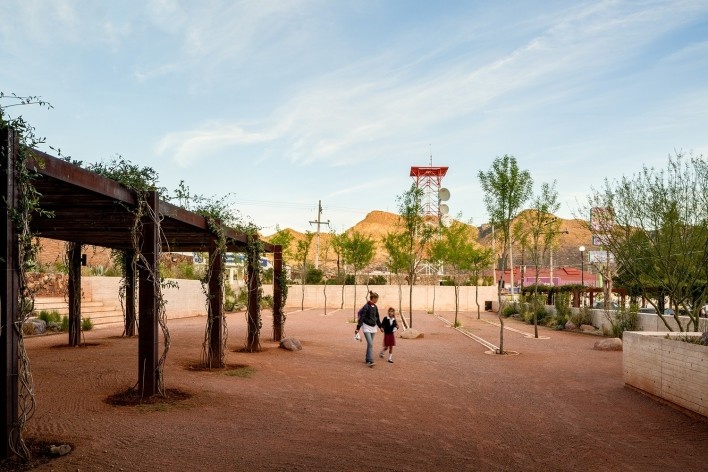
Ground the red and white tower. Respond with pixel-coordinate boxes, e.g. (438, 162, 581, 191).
(409, 164, 449, 224)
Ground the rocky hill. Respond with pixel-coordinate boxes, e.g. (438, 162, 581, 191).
(264, 210, 599, 274)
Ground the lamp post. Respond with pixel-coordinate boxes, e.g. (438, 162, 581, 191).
(579, 245, 585, 306)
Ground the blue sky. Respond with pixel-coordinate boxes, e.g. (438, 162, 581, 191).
(2, 0, 707, 235)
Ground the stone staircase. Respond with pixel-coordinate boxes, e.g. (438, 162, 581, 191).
(33, 296, 125, 330)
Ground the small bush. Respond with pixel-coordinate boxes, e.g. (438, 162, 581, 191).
(571, 306, 592, 326)
(261, 295, 274, 309)
(608, 305, 638, 338)
(367, 275, 387, 285)
(502, 302, 521, 317)
(82, 317, 94, 331)
(60, 315, 69, 332)
(22, 323, 35, 335)
(38, 310, 62, 324)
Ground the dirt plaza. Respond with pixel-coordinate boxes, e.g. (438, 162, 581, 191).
(17, 307, 708, 471)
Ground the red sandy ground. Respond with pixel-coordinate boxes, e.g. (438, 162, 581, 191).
(14, 308, 708, 471)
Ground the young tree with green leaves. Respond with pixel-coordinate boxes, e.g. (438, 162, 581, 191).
(581, 152, 708, 332)
(469, 245, 495, 320)
(514, 181, 561, 338)
(269, 226, 294, 275)
(478, 155, 533, 353)
(382, 230, 409, 327)
(293, 231, 314, 310)
(396, 184, 436, 328)
(330, 231, 348, 309)
(429, 219, 477, 327)
(341, 231, 375, 322)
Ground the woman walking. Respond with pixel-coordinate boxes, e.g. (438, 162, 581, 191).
(355, 291, 383, 367)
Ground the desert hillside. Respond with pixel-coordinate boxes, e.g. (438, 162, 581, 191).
(264, 210, 599, 274)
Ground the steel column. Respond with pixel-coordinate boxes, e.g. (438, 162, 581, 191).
(272, 245, 283, 341)
(0, 127, 20, 459)
(137, 191, 159, 396)
(68, 242, 82, 346)
(208, 238, 224, 366)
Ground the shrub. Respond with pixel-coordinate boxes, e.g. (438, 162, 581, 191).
(60, 315, 69, 332)
(553, 292, 572, 327)
(607, 304, 638, 338)
(502, 302, 521, 317)
(261, 295, 274, 309)
(305, 268, 324, 284)
(367, 275, 387, 285)
(22, 323, 35, 335)
(571, 306, 593, 327)
(38, 310, 62, 324)
(82, 317, 94, 331)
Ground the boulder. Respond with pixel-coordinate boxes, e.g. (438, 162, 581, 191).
(564, 321, 577, 330)
(24, 318, 47, 335)
(594, 338, 623, 351)
(699, 332, 708, 346)
(580, 324, 596, 332)
(399, 329, 424, 339)
(279, 337, 302, 351)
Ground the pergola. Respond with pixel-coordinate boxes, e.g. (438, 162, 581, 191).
(1, 127, 284, 459)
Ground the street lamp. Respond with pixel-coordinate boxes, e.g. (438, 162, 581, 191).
(579, 246, 586, 306)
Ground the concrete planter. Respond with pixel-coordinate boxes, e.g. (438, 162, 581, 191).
(623, 331, 707, 418)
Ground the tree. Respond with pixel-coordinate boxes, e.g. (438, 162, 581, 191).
(293, 231, 314, 310)
(468, 245, 495, 320)
(269, 226, 294, 281)
(382, 230, 410, 327)
(330, 231, 348, 309)
(515, 181, 561, 338)
(478, 155, 533, 353)
(341, 231, 375, 322)
(581, 152, 708, 332)
(396, 184, 436, 328)
(429, 219, 477, 327)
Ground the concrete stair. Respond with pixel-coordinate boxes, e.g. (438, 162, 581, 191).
(33, 296, 125, 330)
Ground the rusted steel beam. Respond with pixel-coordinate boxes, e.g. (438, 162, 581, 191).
(1, 127, 20, 459)
(208, 238, 224, 367)
(67, 242, 82, 347)
(124, 252, 137, 337)
(27, 150, 137, 206)
(246, 241, 261, 352)
(272, 245, 284, 341)
(137, 191, 160, 396)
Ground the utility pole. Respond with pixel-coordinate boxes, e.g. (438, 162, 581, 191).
(309, 200, 330, 269)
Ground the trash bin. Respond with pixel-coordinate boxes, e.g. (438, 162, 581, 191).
(484, 301, 492, 312)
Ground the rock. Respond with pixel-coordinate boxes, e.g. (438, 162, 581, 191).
(50, 444, 71, 456)
(399, 329, 424, 339)
(24, 318, 47, 335)
(594, 338, 623, 351)
(564, 321, 577, 330)
(699, 332, 708, 346)
(279, 337, 302, 351)
(580, 324, 596, 332)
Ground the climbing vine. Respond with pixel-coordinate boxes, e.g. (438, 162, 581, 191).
(241, 223, 264, 352)
(1, 93, 53, 459)
(191, 192, 240, 367)
(88, 156, 173, 395)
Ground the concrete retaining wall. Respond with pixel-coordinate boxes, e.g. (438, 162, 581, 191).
(262, 284, 499, 312)
(585, 309, 708, 333)
(623, 331, 707, 417)
(82, 276, 207, 320)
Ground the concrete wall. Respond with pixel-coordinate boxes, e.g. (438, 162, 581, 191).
(584, 308, 708, 333)
(83, 276, 207, 320)
(623, 331, 707, 418)
(262, 284, 499, 312)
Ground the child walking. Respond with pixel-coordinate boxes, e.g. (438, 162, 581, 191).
(379, 307, 398, 363)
